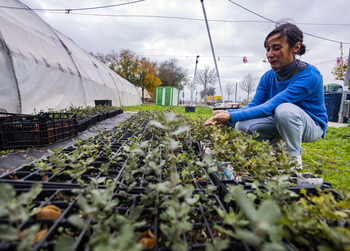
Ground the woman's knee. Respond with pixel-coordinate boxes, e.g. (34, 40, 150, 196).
(275, 103, 301, 124)
(235, 120, 262, 135)
(235, 121, 248, 132)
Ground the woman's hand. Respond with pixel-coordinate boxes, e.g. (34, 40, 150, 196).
(202, 112, 231, 126)
(213, 109, 229, 115)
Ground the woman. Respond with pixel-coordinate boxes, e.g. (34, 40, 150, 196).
(203, 22, 328, 169)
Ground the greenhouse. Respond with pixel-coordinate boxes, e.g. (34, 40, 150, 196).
(0, 0, 141, 114)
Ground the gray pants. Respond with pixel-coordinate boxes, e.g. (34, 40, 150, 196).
(235, 103, 324, 156)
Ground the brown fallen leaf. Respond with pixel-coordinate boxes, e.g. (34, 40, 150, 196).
(139, 229, 156, 249)
(9, 174, 18, 180)
(34, 228, 48, 244)
(41, 175, 49, 181)
(8, 170, 18, 180)
(36, 205, 62, 220)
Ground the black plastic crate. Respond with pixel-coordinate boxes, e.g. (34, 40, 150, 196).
(89, 114, 99, 126)
(0, 113, 76, 149)
(107, 109, 123, 118)
(76, 117, 90, 132)
(94, 100, 112, 106)
(39, 113, 77, 145)
(98, 112, 108, 122)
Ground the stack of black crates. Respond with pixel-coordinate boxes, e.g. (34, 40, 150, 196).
(0, 108, 123, 149)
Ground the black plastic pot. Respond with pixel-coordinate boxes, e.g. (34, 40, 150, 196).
(185, 106, 196, 113)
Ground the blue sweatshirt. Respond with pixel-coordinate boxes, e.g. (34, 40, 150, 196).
(228, 64, 328, 137)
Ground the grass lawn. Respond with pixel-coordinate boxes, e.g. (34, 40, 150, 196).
(123, 104, 350, 192)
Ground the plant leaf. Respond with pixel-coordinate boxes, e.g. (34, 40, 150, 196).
(54, 235, 75, 251)
(171, 125, 190, 136)
(235, 229, 260, 246)
(234, 187, 256, 222)
(67, 215, 86, 230)
(0, 225, 18, 241)
(149, 120, 166, 129)
(256, 200, 281, 228)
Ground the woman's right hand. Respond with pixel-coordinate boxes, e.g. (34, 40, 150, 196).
(213, 110, 229, 115)
(202, 112, 231, 126)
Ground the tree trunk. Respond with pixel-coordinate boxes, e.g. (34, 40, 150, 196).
(142, 88, 145, 104)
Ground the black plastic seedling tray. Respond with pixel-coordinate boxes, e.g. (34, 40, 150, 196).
(0, 160, 126, 190)
(0, 187, 86, 251)
(210, 171, 341, 211)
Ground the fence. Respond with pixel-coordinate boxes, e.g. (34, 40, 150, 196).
(314, 58, 349, 123)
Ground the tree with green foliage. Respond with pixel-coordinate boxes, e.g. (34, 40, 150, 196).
(113, 49, 139, 85)
(91, 49, 162, 103)
(137, 57, 162, 102)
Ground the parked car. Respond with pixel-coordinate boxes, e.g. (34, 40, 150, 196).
(217, 101, 239, 108)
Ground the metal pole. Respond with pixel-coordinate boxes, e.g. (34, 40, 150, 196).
(191, 55, 199, 106)
(338, 49, 350, 123)
(235, 82, 238, 102)
(200, 0, 224, 104)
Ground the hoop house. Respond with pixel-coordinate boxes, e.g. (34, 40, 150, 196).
(0, 0, 141, 114)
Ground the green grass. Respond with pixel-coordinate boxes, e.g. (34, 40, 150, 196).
(123, 104, 213, 121)
(302, 126, 350, 192)
(123, 105, 350, 192)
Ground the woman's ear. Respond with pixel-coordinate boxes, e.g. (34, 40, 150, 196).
(293, 41, 302, 54)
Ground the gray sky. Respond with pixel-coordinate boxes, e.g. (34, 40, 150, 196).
(18, 0, 350, 101)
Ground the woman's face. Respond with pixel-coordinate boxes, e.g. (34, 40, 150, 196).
(265, 33, 301, 72)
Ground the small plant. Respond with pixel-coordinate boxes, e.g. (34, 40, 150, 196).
(0, 183, 42, 251)
(67, 181, 145, 250)
(33, 147, 66, 175)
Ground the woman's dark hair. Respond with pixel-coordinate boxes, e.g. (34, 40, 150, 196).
(264, 22, 306, 56)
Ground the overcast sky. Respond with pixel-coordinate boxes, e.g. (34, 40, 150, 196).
(18, 0, 350, 101)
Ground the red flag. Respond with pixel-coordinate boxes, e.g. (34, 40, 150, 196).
(337, 58, 342, 66)
(243, 56, 248, 63)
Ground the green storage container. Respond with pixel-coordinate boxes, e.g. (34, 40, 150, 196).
(324, 83, 342, 93)
(155, 86, 180, 106)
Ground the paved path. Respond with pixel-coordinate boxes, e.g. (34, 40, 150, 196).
(0, 113, 132, 175)
(328, 122, 349, 128)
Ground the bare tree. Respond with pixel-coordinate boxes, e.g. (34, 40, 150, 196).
(207, 86, 216, 96)
(200, 86, 215, 102)
(196, 66, 217, 99)
(224, 82, 234, 101)
(239, 73, 258, 102)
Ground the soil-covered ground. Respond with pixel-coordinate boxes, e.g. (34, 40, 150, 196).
(0, 113, 132, 175)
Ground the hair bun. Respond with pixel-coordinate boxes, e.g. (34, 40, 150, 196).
(297, 44, 306, 56)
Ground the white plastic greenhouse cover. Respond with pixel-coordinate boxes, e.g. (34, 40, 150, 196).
(0, 0, 142, 114)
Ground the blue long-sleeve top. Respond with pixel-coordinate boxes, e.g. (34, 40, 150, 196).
(228, 63, 328, 137)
